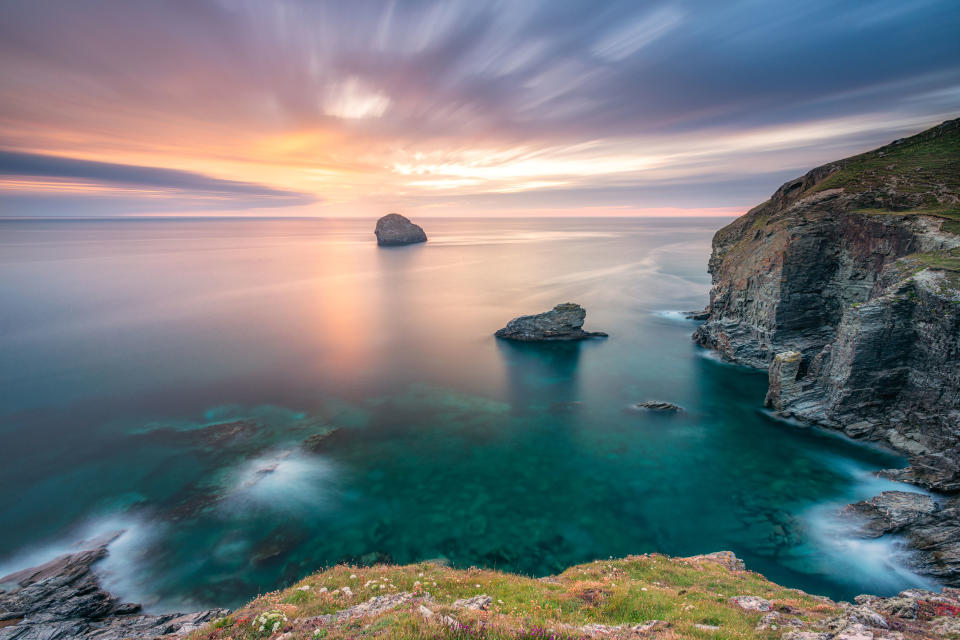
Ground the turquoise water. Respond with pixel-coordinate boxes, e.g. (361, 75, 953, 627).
(0, 218, 931, 610)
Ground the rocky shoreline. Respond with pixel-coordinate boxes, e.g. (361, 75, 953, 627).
(692, 118, 960, 585)
(0, 534, 226, 640)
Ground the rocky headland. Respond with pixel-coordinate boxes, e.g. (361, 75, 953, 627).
(692, 117, 960, 584)
(0, 534, 226, 640)
(374, 213, 427, 246)
(495, 303, 608, 341)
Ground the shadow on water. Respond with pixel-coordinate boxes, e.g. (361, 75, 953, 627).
(495, 339, 584, 414)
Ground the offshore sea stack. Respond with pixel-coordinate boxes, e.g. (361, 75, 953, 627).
(496, 303, 608, 341)
(693, 118, 960, 492)
(374, 213, 427, 246)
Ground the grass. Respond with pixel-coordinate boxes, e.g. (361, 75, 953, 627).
(855, 207, 960, 235)
(188, 554, 842, 640)
(810, 123, 960, 201)
(896, 247, 960, 291)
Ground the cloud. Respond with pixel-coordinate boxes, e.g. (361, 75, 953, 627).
(0, 151, 317, 215)
(0, 0, 957, 216)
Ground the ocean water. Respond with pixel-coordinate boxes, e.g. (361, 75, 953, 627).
(0, 217, 932, 610)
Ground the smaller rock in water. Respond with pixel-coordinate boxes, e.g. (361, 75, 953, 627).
(495, 303, 607, 341)
(374, 213, 427, 246)
(633, 400, 684, 412)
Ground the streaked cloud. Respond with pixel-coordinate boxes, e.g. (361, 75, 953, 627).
(0, 151, 316, 215)
(0, 0, 957, 217)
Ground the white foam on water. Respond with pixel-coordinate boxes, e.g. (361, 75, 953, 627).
(219, 449, 339, 514)
(802, 501, 939, 597)
(796, 455, 939, 597)
(0, 512, 142, 580)
(654, 310, 697, 324)
(0, 511, 181, 612)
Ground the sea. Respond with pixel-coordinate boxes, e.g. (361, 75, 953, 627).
(0, 217, 934, 611)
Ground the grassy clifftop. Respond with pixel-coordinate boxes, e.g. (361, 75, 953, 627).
(187, 553, 956, 640)
(810, 118, 960, 203)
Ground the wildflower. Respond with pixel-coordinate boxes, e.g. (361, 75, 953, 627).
(350, 574, 357, 579)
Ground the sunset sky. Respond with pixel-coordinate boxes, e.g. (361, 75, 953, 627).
(1, 0, 959, 218)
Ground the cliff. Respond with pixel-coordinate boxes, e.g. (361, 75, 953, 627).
(693, 118, 960, 492)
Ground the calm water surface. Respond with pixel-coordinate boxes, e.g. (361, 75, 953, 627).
(0, 217, 931, 609)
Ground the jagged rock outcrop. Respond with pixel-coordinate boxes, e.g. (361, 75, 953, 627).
(840, 491, 960, 584)
(374, 213, 427, 246)
(495, 303, 608, 341)
(0, 534, 227, 639)
(693, 118, 960, 491)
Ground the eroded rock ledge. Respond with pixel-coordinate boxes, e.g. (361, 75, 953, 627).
(0, 534, 227, 640)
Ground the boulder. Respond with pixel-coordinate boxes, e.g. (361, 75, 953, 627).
(374, 213, 427, 246)
(451, 595, 492, 611)
(730, 595, 772, 612)
(495, 303, 607, 342)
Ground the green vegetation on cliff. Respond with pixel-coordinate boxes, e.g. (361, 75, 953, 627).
(807, 118, 960, 232)
(191, 553, 839, 640)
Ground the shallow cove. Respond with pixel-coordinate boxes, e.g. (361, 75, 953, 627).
(0, 217, 931, 611)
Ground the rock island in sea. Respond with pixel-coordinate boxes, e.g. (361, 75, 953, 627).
(495, 303, 607, 341)
(374, 213, 427, 246)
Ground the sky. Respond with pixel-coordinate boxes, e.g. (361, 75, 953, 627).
(1, 0, 958, 218)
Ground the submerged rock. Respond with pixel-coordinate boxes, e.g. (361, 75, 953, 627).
(633, 401, 684, 412)
(301, 427, 344, 453)
(495, 303, 607, 342)
(0, 534, 227, 639)
(374, 213, 427, 246)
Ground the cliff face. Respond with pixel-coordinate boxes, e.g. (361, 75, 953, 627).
(694, 118, 960, 490)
